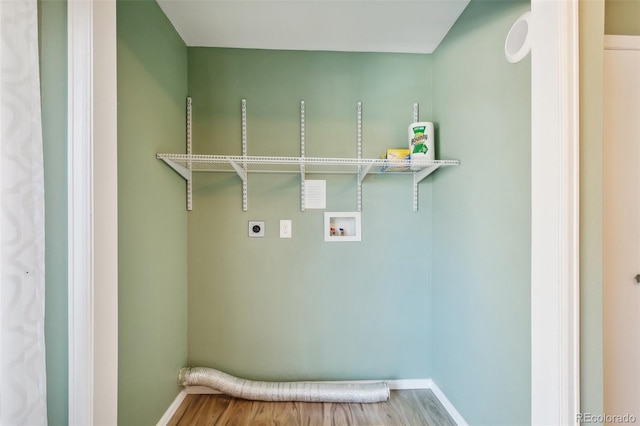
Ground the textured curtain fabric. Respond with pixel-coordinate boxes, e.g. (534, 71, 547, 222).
(0, 0, 48, 424)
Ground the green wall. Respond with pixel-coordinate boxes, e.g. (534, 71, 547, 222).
(605, 0, 640, 34)
(187, 48, 434, 380)
(431, 2, 531, 424)
(117, 0, 189, 424)
(39, 1, 68, 424)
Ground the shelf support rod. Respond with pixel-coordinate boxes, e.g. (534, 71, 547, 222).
(356, 101, 363, 212)
(300, 100, 306, 212)
(412, 164, 440, 212)
(413, 173, 420, 212)
(186, 97, 193, 210)
(411, 102, 421, 212)
(241, 99, 248, 211)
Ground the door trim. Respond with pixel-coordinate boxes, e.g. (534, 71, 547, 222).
(602, 32, 640, 422)
(67, 1, 95, 423)
(67, 0, 118, 424)
(605, 35, 640, 51)
(530, 0, 580, 424)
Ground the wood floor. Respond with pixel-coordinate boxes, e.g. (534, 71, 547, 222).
(167, 389, 457, 426)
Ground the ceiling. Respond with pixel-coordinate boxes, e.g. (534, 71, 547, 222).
(156, 0, 470, 54)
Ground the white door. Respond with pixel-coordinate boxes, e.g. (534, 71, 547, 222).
(604, 36, 640, 424)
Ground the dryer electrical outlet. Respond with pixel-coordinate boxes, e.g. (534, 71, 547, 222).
(248, 221, 265, 237)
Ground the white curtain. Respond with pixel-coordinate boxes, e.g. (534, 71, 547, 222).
(0, 0, 48, 424)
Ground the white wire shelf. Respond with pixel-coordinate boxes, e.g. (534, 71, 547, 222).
(157, 98, 460, 212)
(156, 153, 459, 176)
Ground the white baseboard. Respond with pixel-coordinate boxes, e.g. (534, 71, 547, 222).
(156, 389, 188, 426)
(184, 385, 223, 394)
(387, 378, 432, 390)
(157, 378, 467, 426)
(426, 379, 469, 426)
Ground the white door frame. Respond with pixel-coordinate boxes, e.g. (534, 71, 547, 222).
(67, 2, 94, 422)
(66, 0, 580, 424)
(603, 32, 640, 422)
(530, 1, 581, 424)
(67, 0, 118, 424)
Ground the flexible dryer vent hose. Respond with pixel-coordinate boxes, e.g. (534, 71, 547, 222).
(178, 367, 390, 403)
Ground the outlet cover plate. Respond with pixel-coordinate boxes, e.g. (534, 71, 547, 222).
(280, 220, 292, 238)
(248, 221, 265, 237)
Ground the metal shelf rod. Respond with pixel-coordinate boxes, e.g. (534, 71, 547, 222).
(356, 101, 363, 212)
(241, 99, 248, 211)
(186, 97, 193, 211)
(300, 100, 306, 212)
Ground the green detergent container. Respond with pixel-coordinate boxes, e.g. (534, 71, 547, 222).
(408, 121, 435, 170)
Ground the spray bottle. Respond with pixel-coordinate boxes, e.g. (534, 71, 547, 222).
(408, 122, 435, 170)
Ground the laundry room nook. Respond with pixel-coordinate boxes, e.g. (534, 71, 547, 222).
(114, 0, 532, 424)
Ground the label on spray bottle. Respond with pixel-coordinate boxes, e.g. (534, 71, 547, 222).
(408, 122, 434, 170)
(410, 125, 429, 155)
